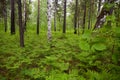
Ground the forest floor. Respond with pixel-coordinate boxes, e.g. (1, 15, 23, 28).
(0, 29, 120, 80)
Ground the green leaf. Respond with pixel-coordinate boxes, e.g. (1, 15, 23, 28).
(79, 41, 90, 51)
(82, 30, 92, 40)
(92, 43, 107, 51)
(114, 27, 120, 34)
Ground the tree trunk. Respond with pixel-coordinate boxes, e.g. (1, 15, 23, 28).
(23, 0, 27, 31)
(54, 0, 57, 32)
(54, 12, 56, 32)
(93, 0, 115, 30)
(98, 0, 102, 15)
(88, 0, 91, 29)
(17, 0, 24, 47)
(63, 0, 67, 33)
(11, 0, 15, 34)
(74, 0, 78, 34)
(82, 0, 86, 33)
(47, 0, 52, 41)
(37, 0, 40, 34)
(3, 0, 7, 32)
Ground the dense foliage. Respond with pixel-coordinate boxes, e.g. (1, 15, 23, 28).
(0, 0, 120, 80)
(0, 24, 120, 79)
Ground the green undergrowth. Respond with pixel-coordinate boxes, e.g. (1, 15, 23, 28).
(0, 27, 120, 80)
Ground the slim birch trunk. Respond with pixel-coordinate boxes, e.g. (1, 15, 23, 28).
(47, 0, 52, 41)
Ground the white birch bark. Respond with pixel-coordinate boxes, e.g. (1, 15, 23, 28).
(47, 0, 52, 41)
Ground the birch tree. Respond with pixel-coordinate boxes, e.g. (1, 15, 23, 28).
(93, 0, 116, 29)
(47, 0, 52, 41)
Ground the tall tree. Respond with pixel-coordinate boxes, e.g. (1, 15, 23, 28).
(98, 0, 102, 15)
(37, 0, 40, 34)
(88, 0, 92, 29)
(23, 0, 27, 31)
(3, 0, 7, 32)
(82, 0, 86, 33)
(74, 0, 78, 34)
(93, 0, 115, 29)
(53, 0, 58, 32)
(47, 0, 52, 41)
(17, 0, 24, 47)
(11, 0, 15, 34)
(63, 0, 67, 33)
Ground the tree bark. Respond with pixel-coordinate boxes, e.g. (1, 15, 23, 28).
(11, 0, 15, 34)
(74, 0, 78, 34)
(88, 0, 92, 29)
(23, 0, 27, 31)
(3, 0, 7, 32)
(54, 0, 57, 32)
(47, 0, 52, 41)
(63, 0, 67, 33)
(82, 0, 86, 33)
(93, 0, 115, 30)
(37, 0, 40, 34)
(17, 0, 24, 47)
(98, 0, 102, 15)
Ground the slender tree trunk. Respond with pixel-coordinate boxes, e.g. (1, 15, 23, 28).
(88, 0, 91, 29)
(47, 0, 52, 41)
(23, 0, 27, 31)
(11, 0, 15, 34)
(98, 0, 102, 15)
(74, 0, 78, 34)
(54, 0, 57, 32)
(77, 17, 80, 35)
(82, 0, 86, 33)
(37, 0, 40, 34)
(63, 0, 67, 33)
(4, 0, 7, 32)
(54, 13, 56, 31)
(17, 0, 24, 47)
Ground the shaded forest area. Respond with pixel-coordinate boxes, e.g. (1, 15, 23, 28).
(0, 0, 120, 80)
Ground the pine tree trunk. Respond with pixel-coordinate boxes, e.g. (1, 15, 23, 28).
(47, 0, 52, 41)
(23, 0, 27, 31)
(83, 0, 86, 33)
(54, 0, 57, 32)
(88, 0, 91, 29)
(4, 0, 7, 32)
(74, 0, 78, 34)
(37, 0, 40, 34)
(11, 0, 15, 34)
(63, 0, 67, 33)
(17, 0, 24, 47)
